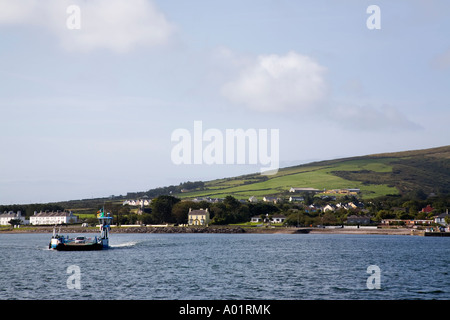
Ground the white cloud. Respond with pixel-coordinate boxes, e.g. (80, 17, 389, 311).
(0, 0, 175, 53)
(218, 49, 420, 132)
(221, 51, 328, 113)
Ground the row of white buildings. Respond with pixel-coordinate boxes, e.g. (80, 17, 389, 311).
(0, 211, 78, 226)
(30, 211, 78, 225)
(122, 199, 151, 206)
(0, 211, 27, 226)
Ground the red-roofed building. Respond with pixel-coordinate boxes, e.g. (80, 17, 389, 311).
(421, 205, 434, 213)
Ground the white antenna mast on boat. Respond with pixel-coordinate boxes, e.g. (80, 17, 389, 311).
(97, 207, 113, 249)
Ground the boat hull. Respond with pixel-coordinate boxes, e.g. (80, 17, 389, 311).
(55, 242, 104, 251)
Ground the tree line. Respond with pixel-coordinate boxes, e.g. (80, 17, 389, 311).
(125, 181, 205, 199)
(124, 195, 280, 226)
(2, 191, 449, 227)
(92, 192, 450, 227)
(0, 203, 64, 217)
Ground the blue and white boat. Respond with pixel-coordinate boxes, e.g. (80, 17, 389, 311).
(49, 210, 113, 251)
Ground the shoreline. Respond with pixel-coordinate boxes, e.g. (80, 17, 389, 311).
(0, 225, 418, 236)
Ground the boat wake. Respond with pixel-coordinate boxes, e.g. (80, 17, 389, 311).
(110, 241, 139, 248)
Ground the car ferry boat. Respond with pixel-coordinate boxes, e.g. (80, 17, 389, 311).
(49, 209, 113, 251)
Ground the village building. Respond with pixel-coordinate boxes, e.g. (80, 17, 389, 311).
(289, 196, 304, 202)
(336, 203, 345, 210)
(192, 197, 223, 203)
(289, 187, 320, 193)
(346, 215, 371, 225)
(305, 204, 319, 213)
(324, 188, 360, 195)
(123, 199, 151, 206)
(421, 205, 434, 213)
(323, 204, 336, 212)
(347, 202, 363, 209)
(413, 219, 434, 226)
(188, 208, 210, 226)
(262, 196, 279, 204)
(252, 214, 286, 224)
(381, 219, 434, 226)
(250, 216, 262, 223)
(320, 195, 337, 201)
(271, 215, 286, 224)
(0, 211, 27, 226)
(30, 211, 78, 225)
(434, 210, 449, 226)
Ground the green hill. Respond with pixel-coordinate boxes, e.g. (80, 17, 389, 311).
(175, 145, 450, 200)
(7, 145, 448, 215)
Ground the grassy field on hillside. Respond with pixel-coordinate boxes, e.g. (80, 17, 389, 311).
(177, 158, 399, 200)
(43, 145, 449, 209)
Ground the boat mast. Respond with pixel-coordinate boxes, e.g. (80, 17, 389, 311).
(97, 207, 113, 247)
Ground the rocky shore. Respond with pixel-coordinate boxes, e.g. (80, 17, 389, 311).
(112, 226, 248, 233)
(0, 225, 247, 234)
(0, 225, 416, 235)
(308, 227, 413, 235)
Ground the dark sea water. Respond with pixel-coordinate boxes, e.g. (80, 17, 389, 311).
(0, 233, 449, 300)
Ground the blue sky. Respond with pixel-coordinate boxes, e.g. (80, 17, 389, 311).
(0, 0, 449, 204)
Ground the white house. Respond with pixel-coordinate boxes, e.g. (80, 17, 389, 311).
(289, 196, 304, 202)
(434, 211, 449, 226)
(289, 187, 319, 193)
(251, 216, 262, 223)
(0, 211, 27, 226)
(30, 211, 78, 225)
(263, 197, 279, 203)
(271, 215, 286, 224)
(248, 196, 258, 203)
(336, 203, 353, 210)
(123, 199, 151, 206)
(252, 214, 286, 224)
(323, 204, 336, 212)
